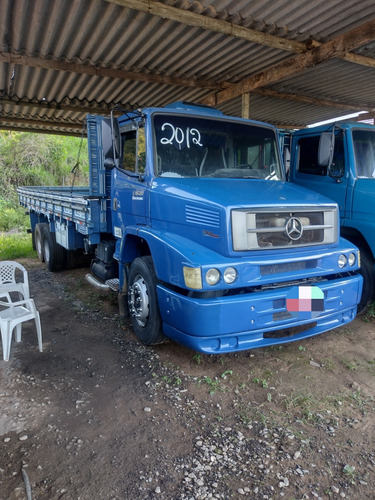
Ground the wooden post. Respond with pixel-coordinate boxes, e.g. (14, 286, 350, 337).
(242, 93, 250, 119)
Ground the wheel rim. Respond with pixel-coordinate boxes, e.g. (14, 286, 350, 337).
(36, 235, 43, 257)
(128, 275, 150, 327)
(43, 239, 50, 263)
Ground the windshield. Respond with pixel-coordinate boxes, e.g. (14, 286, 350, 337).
(353, 129, 375, 178)
(153, 114, 283, 180)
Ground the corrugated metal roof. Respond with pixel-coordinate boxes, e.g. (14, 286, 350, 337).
(1, 0, 375, 135)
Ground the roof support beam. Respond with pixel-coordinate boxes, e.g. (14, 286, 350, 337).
(0, 96, 87, 114)
(0, 116, 83, 132)
(201, 19, 375, 106)
(0, 52, 223, 90)
(253, 88, 375, 114)
(105, 0, 305, 53)
(0, 94, 122, 115)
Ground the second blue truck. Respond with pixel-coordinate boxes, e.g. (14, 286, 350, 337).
(288, 120, 375, 311)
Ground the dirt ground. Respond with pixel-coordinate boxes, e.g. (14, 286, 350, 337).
(1, 259, 375, 500)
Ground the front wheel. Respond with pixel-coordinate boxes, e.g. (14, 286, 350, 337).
(128, 256, 165, 345)
(357, 248, 375, 313)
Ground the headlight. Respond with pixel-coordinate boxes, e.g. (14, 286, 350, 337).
(348, 253, 356, 267)
(338, 254, 347, 268)
(224, 267, 237, 284)
(183, 267, 202, 289)
(206, 268, 220, 286)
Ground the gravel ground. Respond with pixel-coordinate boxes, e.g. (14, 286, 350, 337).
(1, 262, 375, 499)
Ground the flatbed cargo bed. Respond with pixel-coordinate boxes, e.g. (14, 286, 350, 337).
(18, 185, 111, 242)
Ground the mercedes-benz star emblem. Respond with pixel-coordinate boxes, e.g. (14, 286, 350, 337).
(285, 217, 303, 241)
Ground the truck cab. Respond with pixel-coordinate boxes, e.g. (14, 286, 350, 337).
(288, 122, 375, 309)
(96, 103, 362, 352)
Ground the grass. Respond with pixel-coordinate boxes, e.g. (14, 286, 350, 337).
(198, 375, 225, 394)
(341, 358, 360, 371)
(0, 232, 36, 260)
(0, 201, 36, 260)
(364, 301, 375, 321)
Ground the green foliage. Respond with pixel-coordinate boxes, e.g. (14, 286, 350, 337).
(342, 464, 357, 483)
(192, 353, 203, 365)
(364, 301, 375, 321)
(0, 233, 36, 260)
(0, 131, 89, 205)
(0, 131, 89, 260)
(0, 200, 30, 232)
(0, 131, 89, 259)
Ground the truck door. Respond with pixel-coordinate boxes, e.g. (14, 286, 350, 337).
(291, 133, 348, 218)
(111, 124, 149, 229)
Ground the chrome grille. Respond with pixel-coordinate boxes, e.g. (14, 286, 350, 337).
(232, 206, 337, 251)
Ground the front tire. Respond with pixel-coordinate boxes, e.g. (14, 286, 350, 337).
(128, 256, 164, 345)
(357, 248, 375, 313)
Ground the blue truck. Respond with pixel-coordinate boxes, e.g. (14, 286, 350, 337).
(288, 121, 375, 311)
(18, 102, 362, 353)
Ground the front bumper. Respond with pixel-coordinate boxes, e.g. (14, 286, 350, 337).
(156, 274, 362, 354)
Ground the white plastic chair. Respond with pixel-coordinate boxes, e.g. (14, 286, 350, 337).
(0, 262, 42, 361)
(0, 261, 30, 301)
(0, 295, 43, 362)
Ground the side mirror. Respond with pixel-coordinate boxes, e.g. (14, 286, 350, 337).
(318, 132, 334, 167)
(101, 118, 113, 165)
(101, 114, 121, 169)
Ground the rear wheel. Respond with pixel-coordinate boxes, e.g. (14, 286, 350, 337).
(42, 225, 66, 272)
(128, 256, 165, 345)
(35, 223, 48, 262)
